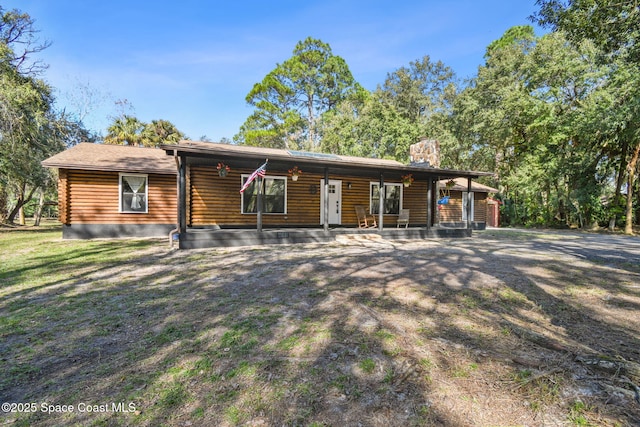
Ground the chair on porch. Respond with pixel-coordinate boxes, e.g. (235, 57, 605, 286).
(397, 209, 409, 228)
(355, 205, 377, 228)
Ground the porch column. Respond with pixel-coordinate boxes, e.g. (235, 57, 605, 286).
(323, 168, 329, 231)
(378, 173, 384, 231)
(426, 177, 433, 231)
(178, 155, 187, 234)
(467, 176, 473, 229)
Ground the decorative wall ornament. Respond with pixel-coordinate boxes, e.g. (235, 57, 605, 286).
(289, 166, 302, 181)
(401, 173, 414, 187)
(217, 162, 230, 177)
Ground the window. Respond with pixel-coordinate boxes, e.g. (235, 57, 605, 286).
(241, 175, 286, 214)
(120, 174, 148, 213)
(370, 183, 402, 215)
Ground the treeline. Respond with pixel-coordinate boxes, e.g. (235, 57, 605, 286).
(235, 3, 639, 233)
(0, 7, 88, 224)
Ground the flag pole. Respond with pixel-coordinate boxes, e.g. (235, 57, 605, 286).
(257, 159, 268, 233)
(239, 159, 268, 233)
(257, 174, 263, 233)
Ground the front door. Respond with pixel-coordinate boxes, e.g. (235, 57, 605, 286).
(462, 191, 474, 222)
(320, 179, 342, 225)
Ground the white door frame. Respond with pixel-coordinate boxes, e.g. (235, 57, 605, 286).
(320, 179, 342, 225)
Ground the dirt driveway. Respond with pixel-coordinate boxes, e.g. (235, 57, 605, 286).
(2, 228, 640, 426)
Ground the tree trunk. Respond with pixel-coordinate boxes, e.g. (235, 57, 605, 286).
(636, 178, 640, 225)
(0, 184, 7, 223)
(610, 141, 629, 231)
(625, 142, 640, 235)
(6, 184, 38, 224)
(19, 206, 25, 225)
(306, 92, 315, 151)
(33, 189, 45, 226)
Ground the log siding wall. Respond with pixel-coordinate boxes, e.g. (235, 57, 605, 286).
(438, 191, 487, 223)
(188, 166, 431, 227)
(57, 167, 488, 230)
(190, 166, 327, 226)
(58, 169, 70, 224)
(62, 169, 176, 224)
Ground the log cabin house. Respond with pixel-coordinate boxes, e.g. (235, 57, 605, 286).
(42, 139, 497, 248)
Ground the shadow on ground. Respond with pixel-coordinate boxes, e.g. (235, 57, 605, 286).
(1, 228, 640, 426)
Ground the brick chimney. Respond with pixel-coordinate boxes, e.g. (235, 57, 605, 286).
(409, 138, 440, 168)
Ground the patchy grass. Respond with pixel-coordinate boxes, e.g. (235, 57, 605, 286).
(1, 226, 640, 426)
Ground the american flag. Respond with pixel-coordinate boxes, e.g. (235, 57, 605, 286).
(239, 161, 267, 193)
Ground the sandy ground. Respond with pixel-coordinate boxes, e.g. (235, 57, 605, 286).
(2, 228, 640, 426)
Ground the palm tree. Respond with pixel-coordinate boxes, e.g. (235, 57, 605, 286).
(141, 119, 185, 147)
(104, 115, 145, 146)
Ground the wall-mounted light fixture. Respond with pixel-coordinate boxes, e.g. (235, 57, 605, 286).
(347, 182, 352, 190)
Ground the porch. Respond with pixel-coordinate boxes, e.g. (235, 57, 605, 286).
(178, 225, 472, 249)
(161, 140, 493, 249)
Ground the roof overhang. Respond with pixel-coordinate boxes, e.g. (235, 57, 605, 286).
(42, 143, 176, 175)
(161, 140, 493, 180)
(438, 178, 499, 193)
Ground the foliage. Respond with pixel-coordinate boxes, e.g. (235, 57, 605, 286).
(0, 5, 51, 75)
(0, 6, 86, 224)
(141, 119, 185, 145)
(231, 28, 636, 231)
(533, 0, 640, 64)
(235, 37, 358, 150)
(104, 115, 144, 145)
(288, 166, 302, 176)
(320, 56, 457, 162)
(379, 55, 457, 123)
(319, 89, 421, 160)
(401, 173, 414, 185)
(104, 116, 185, 147)
(534, 0, 640, 233)
(449, 25, 619, 228)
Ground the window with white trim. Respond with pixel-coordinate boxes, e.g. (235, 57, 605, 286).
(370, 183, 402, 215)
(119, 173, 148, 213)
(241, 175, 287, 214)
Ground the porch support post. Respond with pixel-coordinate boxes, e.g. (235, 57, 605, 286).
(323, 168, 329, 231)
(257, 175, 263, 233)
(467, 176, 473, 229)
(178, 155, 187, 234)
(378, 172, 384, 231)
(426, 176, 433, 231)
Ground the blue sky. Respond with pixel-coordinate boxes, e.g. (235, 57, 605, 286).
(5, 1, 543, 141)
